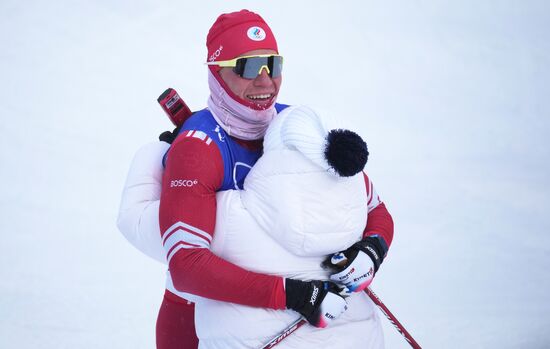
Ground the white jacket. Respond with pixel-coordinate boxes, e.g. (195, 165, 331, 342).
(117, 106, 384, 348)
(116, 140, 198, 302)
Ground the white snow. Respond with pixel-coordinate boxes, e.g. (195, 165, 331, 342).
(1, 1, 549, 348)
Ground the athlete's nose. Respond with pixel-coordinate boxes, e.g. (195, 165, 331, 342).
(253, 69, 272, 86)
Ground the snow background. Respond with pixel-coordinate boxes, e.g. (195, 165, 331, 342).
(1, 0, 549, 348)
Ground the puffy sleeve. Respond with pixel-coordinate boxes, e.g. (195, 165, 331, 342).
(117, 142, 169, 264)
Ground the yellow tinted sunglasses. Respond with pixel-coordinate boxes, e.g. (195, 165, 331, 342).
(206, 54, 283, 79)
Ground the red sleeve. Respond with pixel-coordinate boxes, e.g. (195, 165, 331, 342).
(362, 173, 394, 251)
(159, 135, 286, 310)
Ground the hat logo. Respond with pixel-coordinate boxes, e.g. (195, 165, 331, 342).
(247, 26, 266, 41)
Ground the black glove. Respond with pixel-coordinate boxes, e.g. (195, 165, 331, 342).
(285, 278, 349, 328)
(323, 235, 388, 292)
(159, 125, 182, 144)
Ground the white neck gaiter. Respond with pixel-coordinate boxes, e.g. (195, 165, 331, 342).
(207, 70, 277, 140)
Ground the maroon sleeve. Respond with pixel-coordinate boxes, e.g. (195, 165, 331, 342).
(159, 135, 286, 310)
(362, 173, 394, 251)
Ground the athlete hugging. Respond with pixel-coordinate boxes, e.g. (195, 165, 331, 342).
(117, 9, 393, 349)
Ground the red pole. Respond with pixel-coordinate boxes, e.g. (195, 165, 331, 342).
(260, 317, 307, 348)
(365, 288, 422, 349)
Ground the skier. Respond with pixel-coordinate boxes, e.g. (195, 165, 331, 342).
(117, 9, 393, 348)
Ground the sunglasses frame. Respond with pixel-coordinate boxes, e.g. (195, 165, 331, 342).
(206, 54, 283, 79)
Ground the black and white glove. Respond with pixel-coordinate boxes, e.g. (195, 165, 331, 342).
(323, 235, 388, 292)
(158, 125, 182, 144)
(285, 278, 350, 328)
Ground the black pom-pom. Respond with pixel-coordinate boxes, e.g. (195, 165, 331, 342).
(324, 129, 369, 177)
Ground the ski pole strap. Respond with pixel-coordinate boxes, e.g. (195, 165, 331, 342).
(365, 287, 422, 349)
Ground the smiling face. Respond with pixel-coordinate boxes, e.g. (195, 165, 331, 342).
(217, 49, 282, 109)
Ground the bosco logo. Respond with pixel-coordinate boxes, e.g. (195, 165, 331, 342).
(171, 179, 199, 188)
(209, 45, 223, 62)
(247, 26, 266, 41)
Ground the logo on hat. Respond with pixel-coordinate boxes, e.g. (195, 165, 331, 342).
(247, 26, 266, 41)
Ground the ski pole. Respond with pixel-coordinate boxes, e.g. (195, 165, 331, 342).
(261, 287, 422, 349)
(365, 287, 422, 349)
(260, 317, 307, 349)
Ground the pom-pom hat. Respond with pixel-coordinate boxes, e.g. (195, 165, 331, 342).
(265, 106, 369, 177)
(206, 9, 278, 63)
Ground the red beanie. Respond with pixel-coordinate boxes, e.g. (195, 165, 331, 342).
(206, 9, 278, 62)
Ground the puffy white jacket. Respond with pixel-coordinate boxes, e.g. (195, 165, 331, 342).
(116, 140, 198, 302)
(117, 106, 384, 348)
